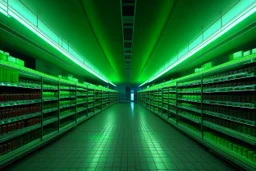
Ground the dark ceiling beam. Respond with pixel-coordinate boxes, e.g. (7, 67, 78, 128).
(120, 0, 137, 83)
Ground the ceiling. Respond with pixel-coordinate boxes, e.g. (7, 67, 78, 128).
(1, 0, 254, 86)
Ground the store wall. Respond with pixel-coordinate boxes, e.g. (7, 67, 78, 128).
(115, 84, 140, 103)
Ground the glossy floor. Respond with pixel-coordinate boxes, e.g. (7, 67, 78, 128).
(4, 103, 237, 171)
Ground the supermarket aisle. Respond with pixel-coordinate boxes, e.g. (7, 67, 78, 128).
(4, 103, 236, 171)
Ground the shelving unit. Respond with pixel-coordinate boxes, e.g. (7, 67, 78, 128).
(138, 51, 256, 170)
(0, 60, 119, 167)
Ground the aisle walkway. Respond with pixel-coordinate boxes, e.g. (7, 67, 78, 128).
(4, 103, 236, 171)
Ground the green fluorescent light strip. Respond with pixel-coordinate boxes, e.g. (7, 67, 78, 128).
(139, 2, 256, 87)
(0, 3, 8, 16)
(0, 1, 116, 87)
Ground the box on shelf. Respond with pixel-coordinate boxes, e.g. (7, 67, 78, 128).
(252, 48, 256, 54)
(7, 56, 17, 64)
(0, 51, 8, 61)
(16, 58, 25, 67)
(229, 51, 243, 61)
(72, 78, 78, 83)
(201, 62, 212, 70)
(194, 68, 203, 73)
(243, 50, 251, 57)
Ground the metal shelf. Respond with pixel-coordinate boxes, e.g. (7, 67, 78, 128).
(59, 87, 76, 91)
(203, 100, 256, 109)
(203, 84, 256, 93)
(77, 101, 87, 105)
(76, 94, 87, 97)
(60, 104, 76, 110)
(60, 96, 76, 99)
(178, 106, 201, 114)
(203, 121, 256, 145)
(0, 112, 41, 126)
(0, 124, 41, 143)
(43, 97, 58, 102)
(169, 109, 176, 115)
(178, 90, 201, 94)
(43, 117, 58, 126)
(177, 98, 201, 104)
(178, 113, 201, 124)
(204, 110, 256, 127)
(0, 139, 41, 165)
(177, 81, 201, 87)
(60, 111, 76, 120)
(77, 107, 87, 113)
(88, 106, 94, 110)
(203, 73, 256, 85)
(43, 87, 58, 91)
(59, 122, 76, 132)
(203, 138, 256, 171)
(43, 107, 58, 114)
(0, 99, 41, 107)
(0, 82, 41, 89)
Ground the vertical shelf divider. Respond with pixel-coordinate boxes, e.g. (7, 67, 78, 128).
(57, 81, 60, 132)
(40, 77, 43, 141)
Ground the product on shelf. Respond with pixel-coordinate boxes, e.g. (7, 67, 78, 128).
(0, 105, 41, 121)
(204, 132, 256, 163)
(0, 49, 119, 165)
(138, 47, 256, 170)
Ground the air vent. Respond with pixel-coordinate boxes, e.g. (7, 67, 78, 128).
(125, 55, 131, 59)
(124, 42, 132, 48)
(124, 28, 133, 40)
(122, 6, 134, 16)
(123, 23, 133, 27)
(122, 0, 135, 3)
(125, 49, 132, 53)
(122, 16, 134, 23)
(121, 0, 136, 82)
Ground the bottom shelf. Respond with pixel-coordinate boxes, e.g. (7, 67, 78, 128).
(0, 103, 117, 168)
(60, 122, 76, 132)
(0, 139, 41, 165)
(141, 103, 256, 171)
(77, 115, 87, 124)
(204, 137, 256, 169)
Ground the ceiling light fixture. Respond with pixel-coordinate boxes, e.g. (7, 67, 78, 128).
(0, 1, 116, 87)
(0, 2, 8, 16)
(139, 81, 148, 87)
(139, 1, 256, 87)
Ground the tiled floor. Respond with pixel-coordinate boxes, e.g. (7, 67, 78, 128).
(4, 103, 237, 171)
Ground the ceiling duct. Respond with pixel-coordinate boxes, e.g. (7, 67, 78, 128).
(121, 0, 136, 82)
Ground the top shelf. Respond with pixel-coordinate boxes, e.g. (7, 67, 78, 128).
(139, 53, 256, 93)
(0, 60, 118, 93)
(0, 82, 41, 90)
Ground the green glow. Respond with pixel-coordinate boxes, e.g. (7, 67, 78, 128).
(141, 1, 256, 86)
(0, 0, 116, 86)
(0, 2, 7, 16)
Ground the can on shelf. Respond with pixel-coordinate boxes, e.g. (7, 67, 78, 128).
(0, 144, 3, 156)
(238, 146, 243, 156)
(7, 124, 12, 133)
(253, 154, 256, 162)
(233, 144, 238, 153)
(3, 144, 7, 154)
(248, 151, 254, 160)
(12, 139, 16, 151)
(242, 148, 248, 158)
(7, 142, 12, 153)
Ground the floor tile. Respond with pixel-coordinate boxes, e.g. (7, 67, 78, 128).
(3, 104, 237, 171)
